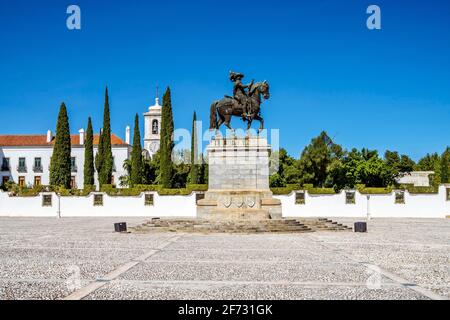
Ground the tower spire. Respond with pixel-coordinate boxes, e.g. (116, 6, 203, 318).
(154, 85, 160, 107)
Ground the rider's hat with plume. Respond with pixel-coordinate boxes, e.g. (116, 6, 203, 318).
(229, 71, 244, 81)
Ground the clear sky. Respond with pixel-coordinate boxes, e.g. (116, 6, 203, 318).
(0, 0, 449, 160)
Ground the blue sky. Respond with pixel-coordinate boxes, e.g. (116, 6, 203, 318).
(0, 0, 449, 160)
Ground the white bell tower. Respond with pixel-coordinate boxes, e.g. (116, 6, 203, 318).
(144, 92, 162, 158)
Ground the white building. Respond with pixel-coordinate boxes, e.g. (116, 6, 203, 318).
(396, 171, 434, 187)
(143, 97, 162, 158)
(0, 129, 131, 189)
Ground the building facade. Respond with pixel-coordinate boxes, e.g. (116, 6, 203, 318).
(0, 129, 131, 189)
(396, 171, 434, 187)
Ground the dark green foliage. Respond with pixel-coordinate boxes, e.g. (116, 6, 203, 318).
(96, 87, 113, 186)
(440, 147, 450, 183)
(83, 117, 95, 187)
(173, 161, 190, 188)
(189, 111, 199, 184)
(50, 103, 72, 188)
(144, 150, 160, 184)
(269, 148, 301, 187)
(297, 131, 343, 188)
(384, 150, 415, 183)
(200, 154, 208, 184)
(415, 153, 441, 186)
(273, 132, 420, 191)
(160, 87, 174, 188)
(95, 126, 103, 175)
(130, 114, 143, 186)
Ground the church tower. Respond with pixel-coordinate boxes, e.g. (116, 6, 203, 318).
(143, 94, 162, 158)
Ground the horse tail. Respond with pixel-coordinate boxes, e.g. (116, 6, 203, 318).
(209, 101, 218, 130)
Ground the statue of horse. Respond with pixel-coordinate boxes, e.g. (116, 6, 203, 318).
(209, 81, 270, 131)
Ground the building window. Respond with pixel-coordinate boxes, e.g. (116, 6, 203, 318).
(33, 158, 43, 173)
(2, 176, 10, 186)
(446, 188, 450, 201)
(395, 191, 405, 204)
(1, 158, 10, 171)
(70, 176, 76, 189)
(71, 157, 77, 172)
(94, 194, 103, 206)
(42, 195, 52, 207)
(17, 158, 27, 173)
(34, 176, 41, 186)
(345, 191, 356, 204)
(295, 191, 305, 204)
(152, 119, 159, 134)
(195, 193, 205, 204)
(145, 194, 154, 206)
(112, 156, 116, 172)
(18, 176, 25, 187)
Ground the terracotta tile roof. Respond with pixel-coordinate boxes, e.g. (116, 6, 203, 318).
(0, 134, 128, 147)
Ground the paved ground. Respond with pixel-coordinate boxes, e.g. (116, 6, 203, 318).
(0, 217, 448, 300)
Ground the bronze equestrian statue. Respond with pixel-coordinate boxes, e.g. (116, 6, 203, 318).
(209, 71, 270, 131)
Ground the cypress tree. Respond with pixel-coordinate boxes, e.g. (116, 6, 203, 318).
(95, 127, 103, 175)
(50, 102, 72, 188)
(160, 87, 174, 188)
(130, 113, 143, 186)
(441, 147, 450, 183)
(83, 117, 95, 187)
(97, 87, 114, 186)
(189, 111, 199, 184)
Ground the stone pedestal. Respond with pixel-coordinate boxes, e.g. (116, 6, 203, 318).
(197, 135, 282, 220)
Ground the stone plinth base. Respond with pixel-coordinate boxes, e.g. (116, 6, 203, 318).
(197, 189, 282, 220)
(197, 135, 281, 220)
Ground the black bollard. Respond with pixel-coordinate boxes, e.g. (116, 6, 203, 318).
(114, 222, 127, 233)
(354, 222, 367, 233)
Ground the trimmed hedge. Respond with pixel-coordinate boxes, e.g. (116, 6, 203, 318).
(401, 185, 438, 194)
(5, 182, 439, 197)
(100, 184, 208, 196)
(357, 185, 392, 194)
(271, 184, 336, 195)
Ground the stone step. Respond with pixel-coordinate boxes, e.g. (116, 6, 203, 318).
(133, 217, 352, 234)
(134, 218, 314, 234)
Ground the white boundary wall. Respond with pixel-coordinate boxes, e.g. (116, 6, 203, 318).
(0, 186, 449, 218)
(276, 186, 450, 219)
(0, 191, 197, 218)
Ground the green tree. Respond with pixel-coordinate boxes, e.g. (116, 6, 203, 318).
(83, 117, 95, 187)
(130, 114, 143, 186)
(297, 131, 343, 187)
(440, 147, 450, 183)
(198, 153, 208, 184)
(95, 127, 103, 175)
(160, 87, 174, 188)
(143, 150, 160, 184)
(189, 111, 199, 184)
(97, 87, 114, 186)
(50, 103, 72, 188)
(269, 148, 301, 187)
(415, 153, 441, 186)
(358, 149, 391, 187)
(384, 150, 415, 184)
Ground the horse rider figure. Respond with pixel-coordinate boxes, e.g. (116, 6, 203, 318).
(229, 71, 254, 120)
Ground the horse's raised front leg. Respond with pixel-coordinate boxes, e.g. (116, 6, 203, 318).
(246, 118, 252, 131)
